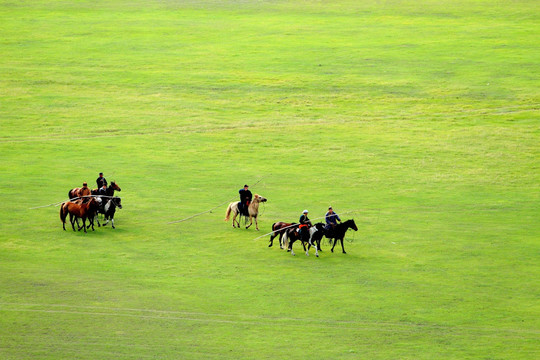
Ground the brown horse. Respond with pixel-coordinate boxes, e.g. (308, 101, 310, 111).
(68, 182, 91, 201)
(269, 222, 296, 248)
(60, 197, 101, 233)
(224, 194, 267, 230)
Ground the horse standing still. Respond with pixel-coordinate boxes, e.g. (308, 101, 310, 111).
(60, 197, 101, 233)
(326, 219, 358, 254)
(224, 194, 267, 230)
(269, 222, 296, 249)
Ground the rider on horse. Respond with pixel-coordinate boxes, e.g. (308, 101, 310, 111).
(298, 209, 312, 237)
(238, 184, 252, 216)
(96, 172, 107, 189)
(325, 206, 342, 237)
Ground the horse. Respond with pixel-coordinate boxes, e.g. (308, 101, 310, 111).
(101, 197, 122, 229)
(60, 197, 101, 233)
(269, 222, 296, 248)
(305, 222, 325, 257)
(91, 181, 122, 197)
(326, 219, 358, 254)
(224, 194, 267, 230)
(68, 184, 91, 201)
(282, 225, 316, 256)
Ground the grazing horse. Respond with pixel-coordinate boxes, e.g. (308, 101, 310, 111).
(102, 197, 122, 229)
(269, 222, 296, 248)
(224, 194, 267, 230)
(326, 219, 358, 254)
(60, 197, 100, 233)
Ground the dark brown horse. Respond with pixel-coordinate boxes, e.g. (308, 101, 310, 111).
(91, 181, 122, 197)
(68, 182, 91, 201)
(60, 197, 101, 233)
(269, 222, 297, 249)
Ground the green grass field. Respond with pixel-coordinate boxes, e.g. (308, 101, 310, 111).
(1, 0, 539, 358)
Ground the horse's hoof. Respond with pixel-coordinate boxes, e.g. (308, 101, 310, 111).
(331, 249, 334, 253)
(268, 244, 272, 247)
(343, 251, 347, 254)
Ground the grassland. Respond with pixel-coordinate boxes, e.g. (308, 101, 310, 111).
(0, 0, 539, 359)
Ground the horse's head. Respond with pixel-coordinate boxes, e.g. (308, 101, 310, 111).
(254, 194, 267, 203)
(114, 197, 122, 209)
(348, 219, 358, 231)
(110, 181, 121, 192)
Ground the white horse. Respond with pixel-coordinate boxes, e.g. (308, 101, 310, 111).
(224, 194, 267, 230)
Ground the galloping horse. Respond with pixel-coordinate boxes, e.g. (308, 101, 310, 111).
(269, 222, 296, 248)
(326, 219, 358, 254)
(224, 194, 267, 230)
(60, 197, 101, 233)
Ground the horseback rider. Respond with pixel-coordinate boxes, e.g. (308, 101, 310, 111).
(98, 184, 107, 196)
(238, 184, 252, 216)
(80, 182, 91, 200)
(96, 172, 107, 189)
(298, 209, 312, 237)
(325, 206, 341, 237)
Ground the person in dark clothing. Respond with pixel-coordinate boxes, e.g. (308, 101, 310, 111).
(96, 172, 107, 189)
(298, 209, 312, 237)
(98, 184, 107, 196)
(238, 184, 252, 216)
(324, 206, 342, 237)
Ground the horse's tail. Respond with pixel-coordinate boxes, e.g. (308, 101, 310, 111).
(224, 203, 232, 221)
(68, 189, 73, 200)
(282, 230, 289, 249)
(60, 202, 67, 226)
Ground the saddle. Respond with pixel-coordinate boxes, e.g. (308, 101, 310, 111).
(238, 201, 249, 216)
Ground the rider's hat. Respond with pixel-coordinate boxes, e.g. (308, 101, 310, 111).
(244, 184, 249, 187)
(303, 209, 308, 214)
(328, 206, 333, 209)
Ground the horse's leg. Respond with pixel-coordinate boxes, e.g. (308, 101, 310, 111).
(111, 217, 115, 229)
(269, 229, 276, 247)
(331, 238, 337, 253)
(231, 213, 237, 228)
(340, 238, 346, 254)
(70, 214, 77, 231)
(289, 238, 296, 256)
(303, 242, 309, 256)
(82, 218, 87, 233)
(254, 216, 259, 231)
(245, 215, 252, 229)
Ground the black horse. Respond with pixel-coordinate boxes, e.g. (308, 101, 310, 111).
(101, 197, 122, 229)
(325, 219, 358, 254)
(91, 181, 121, 197)
(284, 225, 316, 256)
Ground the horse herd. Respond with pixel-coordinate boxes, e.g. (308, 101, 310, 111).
(60, 182, 122, 233)
(224, 193, 358, 256)
(60, 188, 356, 256)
